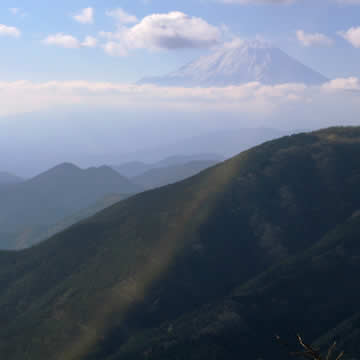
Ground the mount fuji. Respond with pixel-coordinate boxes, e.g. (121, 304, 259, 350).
(139, 40, 328, 87)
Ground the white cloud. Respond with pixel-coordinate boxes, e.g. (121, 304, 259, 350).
(101, 11, 222, 56)
(339, 27, 360, 48)
(1, 79, 360, 132)
(296, 30, 333, 47)
(103, 41, 128, 56)
(82, 36, 97, 48)
(9, 8, 20, 15)
(128, 12, 221, 49)
(9, 8, 26, 17)
(43, 34, 97, 49)
(73, 7, 94, 24)
(0, 80, 313, 118)
(43, 33, 80, 48)
(0, 24, 21, 37)
(322, 77, 360, 91)
(106, 8, 138, 24)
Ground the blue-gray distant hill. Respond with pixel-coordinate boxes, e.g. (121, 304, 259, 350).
(154, 154, 223, 168)
(132, 160, 219, 190)
(0, 171, 23, 185)
(139, 40, 328, 87)
(0, 163, 141, 249)
(117, 128, 286, 165)
(113, 161, 154, 178)
(114, 154, 223, 178)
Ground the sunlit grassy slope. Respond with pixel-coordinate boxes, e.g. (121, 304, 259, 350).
(1, 127, 360, 360)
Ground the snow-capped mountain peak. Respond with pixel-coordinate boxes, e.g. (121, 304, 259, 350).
(139, 40, 328, 87)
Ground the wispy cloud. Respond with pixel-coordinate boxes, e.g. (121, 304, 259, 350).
(43, 33, 80, 48)
(106, 8, 138, 24)
(0, 24, 21, 37)
(296, 30, 333, 47)
(0, 79, 359, 132)
(73, 7, 94, 24)
(322, 77, 360, 91)
(82, 36, 97, 48)
(9, 8, 20, 15)
(0, 80, 307, 117)
(43, 33, 97, 48)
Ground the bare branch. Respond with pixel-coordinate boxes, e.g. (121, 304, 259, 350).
(276, 334, 344, 360)
(335, 351, 344, 360)
(297, 334, 322, 359)
(289, 351, 319, 359)
(326, 342, 337, 360)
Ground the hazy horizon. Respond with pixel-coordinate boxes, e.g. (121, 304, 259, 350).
(1, 0, 360, 174)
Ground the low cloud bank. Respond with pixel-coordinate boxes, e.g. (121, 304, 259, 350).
(0, 79, 358, 120)
(1, 78, 359, 177)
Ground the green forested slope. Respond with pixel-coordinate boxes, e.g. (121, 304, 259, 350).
(116, 215, 360, 360)
(0, 127, 360, 360)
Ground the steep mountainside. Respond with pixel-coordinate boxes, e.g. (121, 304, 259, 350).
(1, 193, 129, 250)
(132, 160, 219, 189)
(0, 163, 142, 249)
(139, 40, 328, 87)
(0, 128, 360, 360)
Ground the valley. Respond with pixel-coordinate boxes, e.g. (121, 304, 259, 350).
(0, 127, 359, 359)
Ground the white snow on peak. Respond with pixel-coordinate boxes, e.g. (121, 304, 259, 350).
(139, 40, 328, 87)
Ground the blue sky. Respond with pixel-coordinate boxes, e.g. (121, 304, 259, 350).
(1, 0, 360, 175)
(1, 0, 360, 82)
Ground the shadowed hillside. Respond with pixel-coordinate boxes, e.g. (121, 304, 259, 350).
(0, 127, 360, 360)
(0, 163, 142, 249)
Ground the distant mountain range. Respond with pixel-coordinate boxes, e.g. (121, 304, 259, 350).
(121, 128, 286, 164)
(0, 130, 287, 250)
(114, 155, 223, 190)
(113, 161, 154, 178)
(132, 160, 219, 189)
(1, 127, 360, 360)
(0, 163, 141, 249)
(0, 128, 295, 250)
(0, 156, 223, 249)
(114, 154, 223, 178)
(139, 40, 328, 87)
